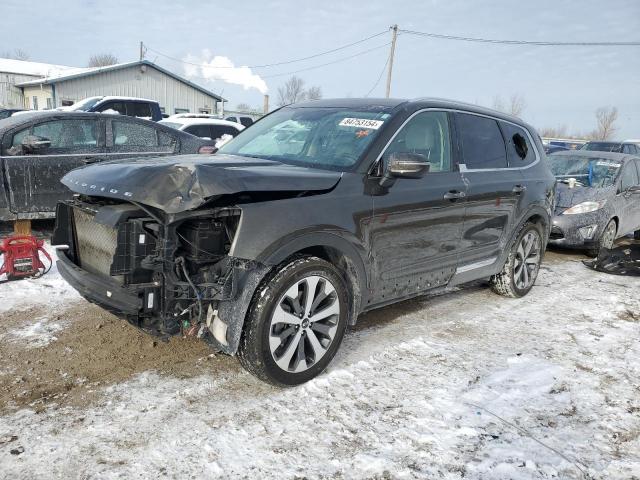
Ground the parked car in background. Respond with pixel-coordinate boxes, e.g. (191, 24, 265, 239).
(0, 111, 215, 221)
(581, 140, 640, 155)
(52, 98, 555, 385)
(547, 150, 640, 255)
(62, 96, 163, 121)
(225, 114, 254, 127)
(544, 144, 569, 155)
(159, 117, 244, 144)
(0, 108, 27, 120)
(542, 138, 586, 150)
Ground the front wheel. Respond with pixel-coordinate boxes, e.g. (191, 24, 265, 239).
(238, 256, 349, 386)
(586, 219, 617, 257)
(490, 222, 543, 298)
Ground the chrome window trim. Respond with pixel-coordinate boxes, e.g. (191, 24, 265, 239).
(370, 108, 541, 174)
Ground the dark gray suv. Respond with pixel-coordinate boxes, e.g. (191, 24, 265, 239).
(52, 98, 555, 385)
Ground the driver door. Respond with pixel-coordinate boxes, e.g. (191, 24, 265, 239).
(367, 111, 467, 301)
(616, 160, 640, 235)
(1, 118, 106, 215)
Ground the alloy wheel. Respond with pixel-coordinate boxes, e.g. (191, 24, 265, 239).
(513, 230, 541, 290)
(269, 275, 340, 373)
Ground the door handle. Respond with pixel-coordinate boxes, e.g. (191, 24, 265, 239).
(81, 157, 98, 164)
(443, 190, 466, 200)
(512, 184, 527, 194)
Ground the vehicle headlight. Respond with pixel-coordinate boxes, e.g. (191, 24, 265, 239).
(562, 200, 607, 215)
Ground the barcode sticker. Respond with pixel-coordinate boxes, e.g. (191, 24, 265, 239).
(339, 118, 384, 130)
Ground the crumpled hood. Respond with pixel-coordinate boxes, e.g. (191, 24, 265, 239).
(555, 182, 614, 209)
(62, 153, 342, 213)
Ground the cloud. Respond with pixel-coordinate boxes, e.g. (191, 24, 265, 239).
(182, 50, 268, 94)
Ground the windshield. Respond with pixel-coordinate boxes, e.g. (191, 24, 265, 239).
(547, 154, 621, 187)
(68, 96, 103, 111)
(217, 106, 393, 170)
(581, 142, 621, 152)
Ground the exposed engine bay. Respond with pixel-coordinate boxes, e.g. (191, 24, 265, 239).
(52, 197, 270, 354)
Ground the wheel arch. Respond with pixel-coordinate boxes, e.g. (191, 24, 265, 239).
(259, 231, 370, 323)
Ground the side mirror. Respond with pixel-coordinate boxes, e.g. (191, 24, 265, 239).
(22, 135, 51, 152)
(380, 152, 430, 187)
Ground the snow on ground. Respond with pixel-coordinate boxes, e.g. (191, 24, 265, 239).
(1, 254, 639, 479)
(0, 243, 81, 314)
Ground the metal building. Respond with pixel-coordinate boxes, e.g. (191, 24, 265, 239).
(0, 58, 76, 109)
(2, 59, 225, 115)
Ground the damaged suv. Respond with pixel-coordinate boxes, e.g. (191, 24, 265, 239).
(53, 98, 555, 385)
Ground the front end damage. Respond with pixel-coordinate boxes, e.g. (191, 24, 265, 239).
(52, 199, 270, 354)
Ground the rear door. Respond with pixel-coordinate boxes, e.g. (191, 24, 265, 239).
(106, 118, 177, 160)
(455, 113, 525, 267)
(0, 117, 106, 215)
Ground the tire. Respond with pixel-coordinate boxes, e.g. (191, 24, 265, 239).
(490, 222, 544, 298)
(238, 256, 349, 386)
(586, 219, 617, 258)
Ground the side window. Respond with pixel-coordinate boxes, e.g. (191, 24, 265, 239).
(457, 113, 507, 169)
(210, 125, 240, 140)
(382, 111, 451, 173)
(158, 130, 176, 147)
(34, 120, 99, 149)
(97, 102, 126, 115)
(500, 122, 536, 166)
(112, 120, 158, 147)
(240, 117, 253, 127)
(620, 163, 639, 191)
(11, 126, 31, 148)
(128, 102, 152, 118)
(184, 125, 211, 138)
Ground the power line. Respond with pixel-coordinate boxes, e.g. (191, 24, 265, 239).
(260, 43, 391, 79)
(399, 29, 640, 46)
(365, 51, 391, 97)
(145, 30, 388, 70)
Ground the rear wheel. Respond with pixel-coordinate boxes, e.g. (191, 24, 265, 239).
(490, 222, 543, 298)
(586, 219, 617, 257)
(238, 256, 348, 386)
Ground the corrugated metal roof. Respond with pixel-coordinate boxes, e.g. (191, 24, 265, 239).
(0, 57, 78, 77)
(15, 60, 225, 102)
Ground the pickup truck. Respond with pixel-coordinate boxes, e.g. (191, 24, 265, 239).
(64, 96, 163, 122)
(0, 111, 215, 221)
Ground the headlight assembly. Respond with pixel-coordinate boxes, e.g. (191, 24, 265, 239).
(562, 200, 607, 215)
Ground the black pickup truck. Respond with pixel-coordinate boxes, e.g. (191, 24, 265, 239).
(0, 111, 214, 221)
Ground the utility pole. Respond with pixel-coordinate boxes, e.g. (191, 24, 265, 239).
(139, 41, 145, 61)
(385, 24, 398, 98)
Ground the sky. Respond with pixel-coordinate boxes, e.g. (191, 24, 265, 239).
(2, 0, 639, 137)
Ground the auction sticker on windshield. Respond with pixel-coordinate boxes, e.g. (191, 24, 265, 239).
(339, 118, 384, 129)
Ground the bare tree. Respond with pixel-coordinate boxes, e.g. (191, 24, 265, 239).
(236, 103, 252, 112)
(88, 53, 118, 67)
(307, 86, 322, 101)
(492, 94, 526, 117)
(508, 94, 526, 118)
(277, 76, 307, 106)
(1, 48, 30, 60)
(594, 106, 618, 140)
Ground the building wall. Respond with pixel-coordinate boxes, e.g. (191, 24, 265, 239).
(0, 72, 39, 108)
(53, 65, 220, 114)
(21, 85, 54, 110)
